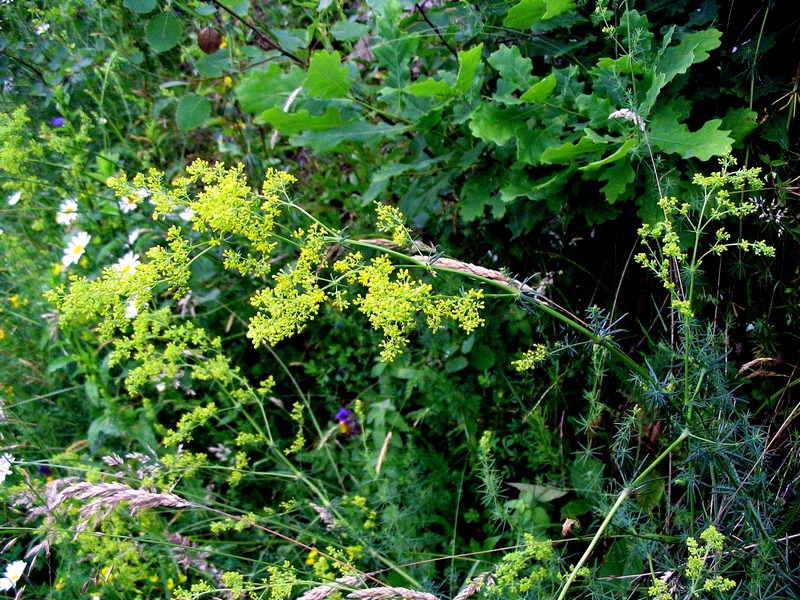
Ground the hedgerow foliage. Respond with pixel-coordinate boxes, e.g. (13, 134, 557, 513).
(1, 0, 799, 599)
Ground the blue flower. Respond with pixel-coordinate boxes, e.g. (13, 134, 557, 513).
(50, 115, 64, 127)
(335, 408, 360, 435)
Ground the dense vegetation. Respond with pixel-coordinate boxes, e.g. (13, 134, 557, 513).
(1, 0, 799, 598)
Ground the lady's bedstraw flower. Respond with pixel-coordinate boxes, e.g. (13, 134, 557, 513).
(113, 251, 140, 276)
(0, 453, 14, 484)
(56, 198, 78, 225)
(0, 560, 26, 591)
(62, 231, 91, 269)
(118, 195, 138, 213)
(7, 191, 20, 205)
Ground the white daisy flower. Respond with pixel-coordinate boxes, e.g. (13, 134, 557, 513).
(34, 23, 50, 35)
(56, 198, 78, 225)
(113, 251, 140, 277)
(118, 196, 138, 213)
(7, 191, 21, 205)
(62, 231, 91, 269)
(0, 560, 26, 591)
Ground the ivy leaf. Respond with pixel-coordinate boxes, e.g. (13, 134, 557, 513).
(305, 50, 350, 98)
(255, 106, 349, 134)
(235, 64, 305, 114)
(504, 0, 576, 29)
(145, 11, 184, 53)
(648, 110, 733, 161)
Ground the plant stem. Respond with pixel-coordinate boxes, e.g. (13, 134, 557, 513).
(555, 429, 689, 600)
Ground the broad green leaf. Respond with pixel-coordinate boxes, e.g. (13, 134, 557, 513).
(633, 474, 665, 512)
(176, 94, 211, 131)
(515, 123, 567, 165)
(720, 107, 759, 145)
(580, 137, 638, 171)
(507, 482, 569, 503)
(455, 44, 484, 93)
(123, 0, 157, 13)
(373, 36, 419, 88)
(598, 158, 636, 204)
(330, 21, 370, 42)
(218, 0, 250, 17)
(406, 77, 454, 97)
(488, 45, 534, 92)
(649, 110, 733, 161)
(235, 64, 305, 114)
(291, 121, 406, 153)
(272, 28, 308, 54)
(520, 72, 557, 102)
(145, 11, 184, 53)
(596, 56, 645, 75)
(305, 50, 350, 98)
(196, 52, 230, 78)
(469, 104, 522, 145)
(256, 106, 348, 134)
(504, 0, 576, 29)
(541, 136, 600, 164)
(459, 166, 498, 222)
(658, 28, 722, 83)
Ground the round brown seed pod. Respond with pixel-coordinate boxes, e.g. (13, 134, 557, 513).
(197, 26, 222, 54)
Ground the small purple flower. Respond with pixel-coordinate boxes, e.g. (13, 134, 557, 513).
(50, 116, 64, 128)
(335, 407, 360, 435)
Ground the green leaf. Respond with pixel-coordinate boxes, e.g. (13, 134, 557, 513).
(469, 104, 523, 145)
(649, 110, 733, 161)
(488, 45, 534, 92)
(145, 11, 184, 53)
(455, 44, 484, 93)
(720, 107, 759, 145)
(218, 0, 250, 17)
(373, 36, 419, 88)
(580, 137, 638, 171)
(330, 21, 370, 42)
(658, 28, 722, 84)
(256, 105, 348, 134)
(507, 482, 569, 503)
(459, 167, 498, 222)
(305, 50, 350, 98)
(541, 136, 600, 164)
(406, 77, 454, 98)
(504, 0, 576, 29)
(520, 71, 557, 102)
(123, 0, 157, 13)
(176, 94, 211, 131)
(598, 158, 636, 204)
(291, 121, 406, 153)
(633, 474, 665, 512)
(235, 64, 306, 114)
